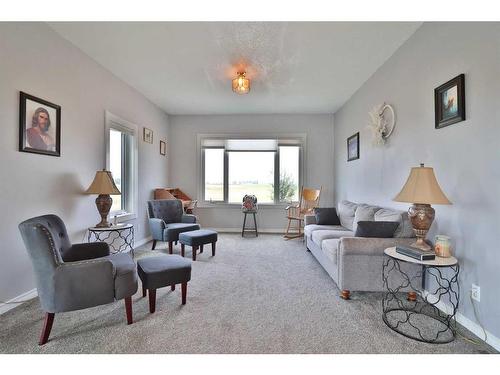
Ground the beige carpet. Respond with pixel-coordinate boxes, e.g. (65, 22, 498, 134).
(0, 234, 495, 353)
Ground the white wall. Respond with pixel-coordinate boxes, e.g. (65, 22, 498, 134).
(0, 23, 170, 302)
(169, 114, 334, 231)
(334, 23, 500, 339)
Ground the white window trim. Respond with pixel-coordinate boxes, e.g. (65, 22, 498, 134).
(197, 133, 306, 208)
(105, 111, 138, 222)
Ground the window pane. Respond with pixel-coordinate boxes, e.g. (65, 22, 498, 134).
(109, 129, 122, 212)
(279, 146, 300, 202)
(204, 148, 224, 201)
(228, 152, 275, 204)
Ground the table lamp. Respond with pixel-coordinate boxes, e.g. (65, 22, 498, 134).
(85, 170, 121, 228)
(393, 163, 451, 251)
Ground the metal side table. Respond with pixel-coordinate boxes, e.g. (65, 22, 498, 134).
(382, 247, 459, 344)
(87, 224, 135, 257)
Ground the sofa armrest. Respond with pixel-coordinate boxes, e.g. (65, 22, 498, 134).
(148, 218, 166, 240)
(304, 214, 317, 226)
(339, 237, 416, 257)
(181, 214, 197, 224)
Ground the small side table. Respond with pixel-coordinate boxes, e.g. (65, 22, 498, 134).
(382, 247, 459, 344)
(87, 224, 135, 257)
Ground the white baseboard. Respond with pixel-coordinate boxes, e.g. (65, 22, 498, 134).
(425, 291, 500, 351)
(0, 288, 38, 315)
(0, 237, 152, 316)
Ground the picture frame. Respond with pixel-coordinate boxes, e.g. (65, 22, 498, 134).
(160, 140, 166, 156)
(434, 74, 465, 129)
(347, 132, 360, 161)
(19, 91, 61, 157)
(143, 127, 153, 143)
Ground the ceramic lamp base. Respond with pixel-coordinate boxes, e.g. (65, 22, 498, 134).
(95, 194, 113, 228)
(408, 203, 435, 251)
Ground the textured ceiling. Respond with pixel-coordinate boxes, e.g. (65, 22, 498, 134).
(48, 22, 421, 115)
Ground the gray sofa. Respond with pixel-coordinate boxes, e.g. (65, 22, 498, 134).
(305, 200, 418, 299)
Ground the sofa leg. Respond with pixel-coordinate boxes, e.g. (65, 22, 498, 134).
(152, 240, 157, 250)
(124, 297, 133, 324)
(39, 312, 55, 345)
(340, 290, 351, 300)
(168, 241, 173, 254)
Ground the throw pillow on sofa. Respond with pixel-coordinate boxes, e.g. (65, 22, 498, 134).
(314, 207, 341, 225)
(355, 221, 399, 238)
(352, 204, 380, 233)
(337, 200, 358, 230)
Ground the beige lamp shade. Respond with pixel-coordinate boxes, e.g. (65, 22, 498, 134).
(394, 164, 451, 205)
(85, 170, 121, 195)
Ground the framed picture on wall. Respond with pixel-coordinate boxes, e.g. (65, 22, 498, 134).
(160, 140, 166, 156)
(143, 127, 153, 143)
(347, 132, 359, 161)
(435, 74, 465, 129)
(19, 91, 61, 157)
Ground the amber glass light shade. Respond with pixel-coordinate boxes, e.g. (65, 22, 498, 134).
(232, 72, 250, 94)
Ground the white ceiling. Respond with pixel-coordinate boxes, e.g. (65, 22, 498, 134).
(48, 22, 421, 115)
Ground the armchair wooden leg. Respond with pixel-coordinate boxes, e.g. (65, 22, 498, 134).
(181, 243, 185, 257)
(152, 240, 157, 250)
(124, 297, 133, 325)
(181, 282, 187, 305)
(212, 242, 216, 256)
(340, 290, 351, 300)
(149, 289, 156, 313)
(142, 285, 147, 297)
(39, 312, 55, 345)
(168, 241, 173, 254)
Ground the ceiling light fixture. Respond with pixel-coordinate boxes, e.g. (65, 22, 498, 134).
(232, 72, 250, 94)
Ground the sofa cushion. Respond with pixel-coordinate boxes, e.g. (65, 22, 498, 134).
(374, 208, 414, 238)
(322, 239, 340, 264)
(304, 224, 346, 238)
(355, 221, 399, 238)
(337, 200, 358, 230)
(352, 204, 380, 233)
(314, 208, 341, 225)
(312, 228, 354, 246)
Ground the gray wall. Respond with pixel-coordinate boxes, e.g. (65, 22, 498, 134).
(0, 23, 170, 302)
(169, 114, 334, 231)
(334, 23, 500, 338)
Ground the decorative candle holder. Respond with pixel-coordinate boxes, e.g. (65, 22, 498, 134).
(435, 235, 452, 258)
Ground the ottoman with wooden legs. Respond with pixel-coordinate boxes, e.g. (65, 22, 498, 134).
(179, 229, 218, 261)
(137, 255, 191, 313)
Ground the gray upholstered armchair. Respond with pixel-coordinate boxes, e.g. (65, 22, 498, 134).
(147, 199, 200, 253)
(18, 214, 138, 345)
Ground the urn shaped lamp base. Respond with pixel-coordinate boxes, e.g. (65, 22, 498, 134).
(95, 194, 113, 228)
(408, 203, 435, 252)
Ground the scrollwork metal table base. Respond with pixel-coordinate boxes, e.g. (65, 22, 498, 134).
(382, 247, 459, 344)
(87, 224, 135, 257)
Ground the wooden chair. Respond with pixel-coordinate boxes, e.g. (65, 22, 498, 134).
(284, 186, 321, 240)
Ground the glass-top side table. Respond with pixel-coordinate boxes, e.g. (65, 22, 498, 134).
(382, 247, 459, 344)
(87, 224, 135, 257)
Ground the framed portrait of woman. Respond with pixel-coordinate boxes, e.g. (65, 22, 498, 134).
(19, 91, 61, 157)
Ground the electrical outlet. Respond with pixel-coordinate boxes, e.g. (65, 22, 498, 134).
(471, 284, 480, 302)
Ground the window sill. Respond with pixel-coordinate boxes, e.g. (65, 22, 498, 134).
(110, 212, 137, 223)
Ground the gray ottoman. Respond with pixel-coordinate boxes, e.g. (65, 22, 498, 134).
(137, 255, 191, 313)
(179, 229, 218, 261)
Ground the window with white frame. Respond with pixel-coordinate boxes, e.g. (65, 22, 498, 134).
(106, 111, 138, 220)
(200, 136, 304, 205)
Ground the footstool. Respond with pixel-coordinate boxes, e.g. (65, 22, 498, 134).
(179, 229, 218, 261)
(137, 255, 191, 313)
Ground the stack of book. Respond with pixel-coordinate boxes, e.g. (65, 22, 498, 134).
(396, 245, 436, 261)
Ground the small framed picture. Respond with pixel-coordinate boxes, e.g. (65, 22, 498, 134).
(143, 127, 153, 143)
(435, 74, 465, 129)
(160, 140, 166, 156)
(19, 92, 61, 157)
(347, 132, 359, 161)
